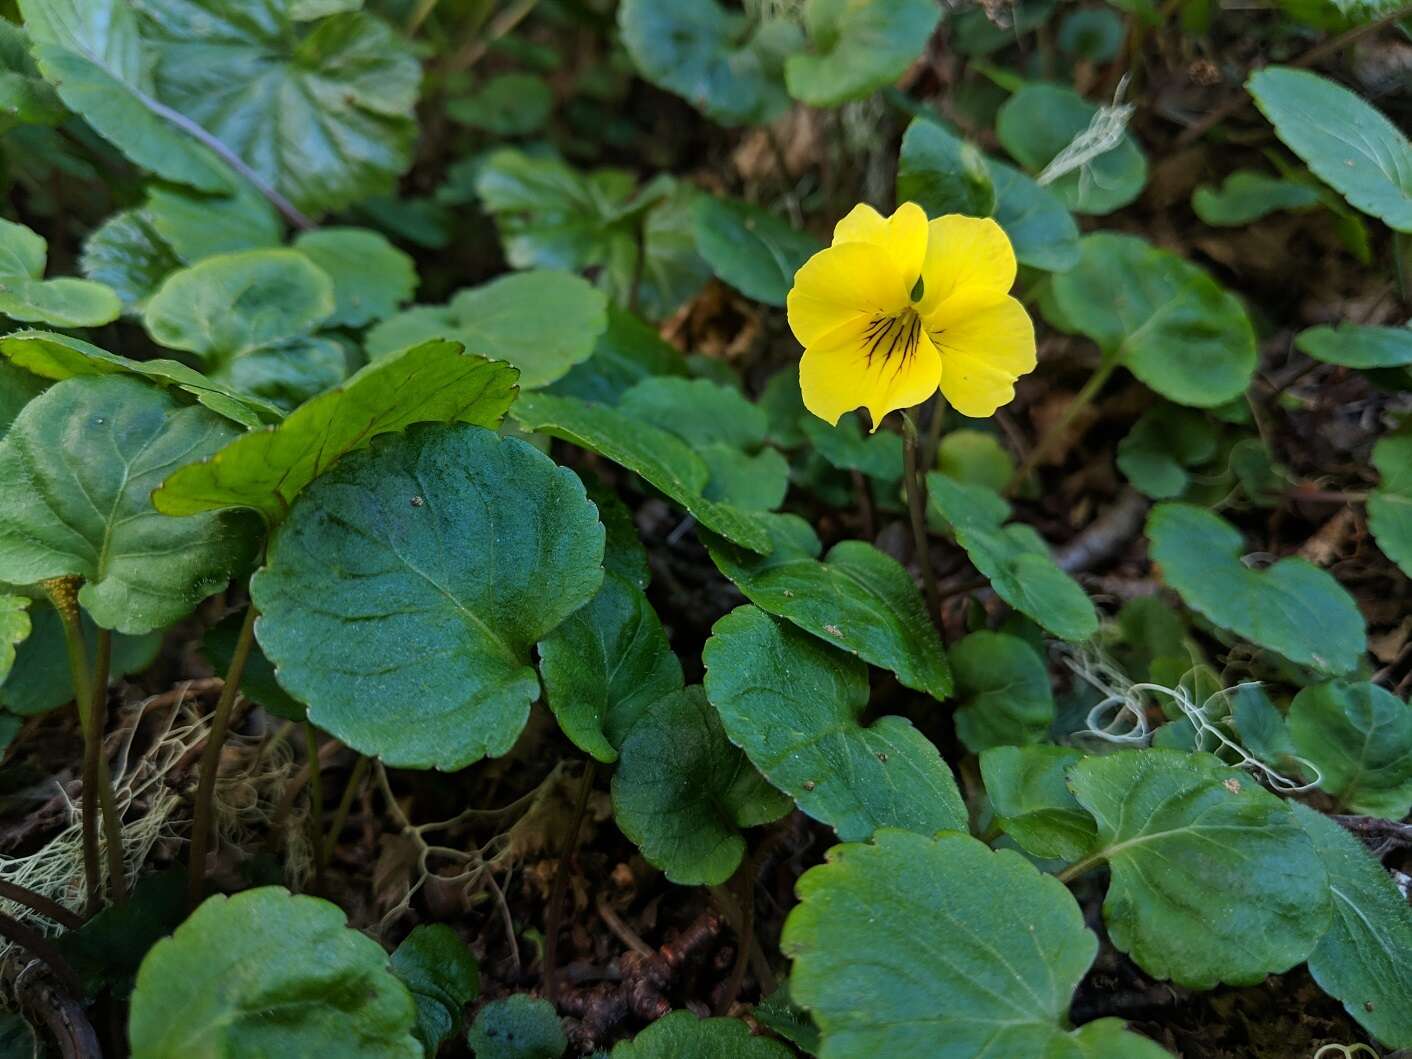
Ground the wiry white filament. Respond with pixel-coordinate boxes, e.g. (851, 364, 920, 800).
(1037, 75, 1135, 190)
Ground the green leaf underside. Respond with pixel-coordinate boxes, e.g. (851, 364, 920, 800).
(466, 994, 566, 1059)
(1051, 233, 1256, 407)
(703, 606, 966, 842)
(1369, 429, 1412, 578)
(610, 1011, 794, 1057)
(1293, 803, 1412, 1049)
(612, 686, 790, 885)
(511, 391, 773, 553)
(1289, 680, 1412, 819)
(1248, 66, 1412, 231)
(366, 270, 607, 390)
(127, 887, 420, 1058)
(251, 424, 604, 770)
(153, 340, 519, 523)
(926, 473, 1098, 641)
(979, 745, 1097, 861)
(0, 376, 258, 634)
(0, 329, 282, 430)
(1146, 502, 1365, 675)
(0, 217, 121, 328)
(951, 630, 1054, 751)
(389, 924, 479, 1054)
(782, 829, 1170, 1058)
(1068, 749, 1331, 989)
(704, 513, 952, 700)
(538, 571, 684, 763)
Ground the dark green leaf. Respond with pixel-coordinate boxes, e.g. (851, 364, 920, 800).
(979, 745, 1096, 861)
(785, 0, 941, 107)
(467, 994, 565, 1059)
(1289, 681, 1412, 818)
(547, 306, 688, 406)
(1295, 323, 1412, 369)
(693, 196, 822, 307)
(1191, 170, 1322, 225)
(80, 209, 182, 313)
(951, 630, 1053, 751)
(896, 118, 997, 219)
(54, 871, 185, 1001)
(144, 183, 281, 264)
(390, 925, 480, 1055)
(610, 1011, 793, 1058)
(293, 227, 417, 328)
(1117, 404, 1221, 499)
(1369, 428, 1412, 578)
(0, 594, 29, 684)
(447, 73, 553, 136)
(202, 609, 304, 721)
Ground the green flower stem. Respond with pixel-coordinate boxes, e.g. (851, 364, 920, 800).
(320, 755, 371, 870)
(305, 724, 326, 895)
(921, 392, 948, 472)
(545, 759, 597, 1005)
(187, 603, 259, 908)
(901, 412, 942, 629)
(1005, 355, 1119, 497)
(90, 628, 128, 906)
(43, 577, 100, 914)
(1055, 851, 1106, 884)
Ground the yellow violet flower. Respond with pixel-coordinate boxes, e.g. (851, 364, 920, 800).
(787, 202, 1036, 428)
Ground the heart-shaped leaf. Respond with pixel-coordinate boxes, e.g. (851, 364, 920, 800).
(511, 392, 773, 553)
(1068, 748, 1331, 988)
(703, 606, 966, 841)
(1051, 234, 1257, 407)
(1248, 67, 1412, 231)
(0, 376, 258, 634)
(612, 686, 790, 885)
(785, 0, 941, 107)
(293, 227, 417, 328)
(390, 925, 479, 1055)
(1293, 803, 1412, 1049)
(1296, 323, 1412, 368)
(367, 270, 606, 390)
(132, 0, 422, 215)
(610, 1012, 793, 1058)
(896, 117, 997, 218)
(704, 515, 952, 701)
(0, 330, 282, 430)
(979, 745, 1096, 861)
(926, 472, 1098, 641)
(951, 630, 1053, 751)
(1146, 502, 1365, 674)
(1289, 680, 1412, 819)
(1117, 404, 1221, 499)
(251, 424, 604, 769)
(538, 571, 684, 763)
(693, 195, 823, 307)
(1369, 427, 1412, 577)
(143, 183, 282, 265)
(129, 887, 420, 1057)
(0, 217, 121, 328)
(0, 594, 30, 683)
(996, 83, 1148, 215)
(800, 412, 903, 482)
(618, 0, 799, 126)
(153, 341, 518, 524)
(1191, 170, 1322, 225)
(466, 994, 565, 1059)
(782, 829, 1171, 1058)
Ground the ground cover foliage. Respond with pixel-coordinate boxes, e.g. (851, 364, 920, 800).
(0, 0, 1410, 1056)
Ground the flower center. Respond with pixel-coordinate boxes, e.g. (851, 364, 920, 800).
(861, 308, 922, 374)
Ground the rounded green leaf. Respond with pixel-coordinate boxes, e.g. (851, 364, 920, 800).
(367, 270, 607, 390)
(143, 183, 282, 266)
(926, 473, 1098, 642)
(978, 745, 1096, 861)
(293, 227, 418, 328)
(1117, 404, 1221, 499)
(1191, 170, 1321, 226)
(1295, 323, 1412, 369)
(467, 994, 565, 1059)
(447, 73, 553, 136)
(252, 424, 605, 770)
(987, 157, 1082, 273)
(390, 924, 480, 1054)
(1146, 502, 1365, 674)
(896, 118, 997, 220)
(618, 0, 797, 126)
(996, 84, 1148, 215)
(128, 887, 420, 1058)
(1289, 681, 1412, 818)
(612, 686, 791, 885)
(134, 2, 422, 215)
(801, 412, 904, 482)
(1068, 749, 1331, 988)
(785, 0, 941, 108)
(1369, 428, 1412, 578)
(153, 340, 519, 524)
(610, 1011, 793, 1058)
(0, 376, 258, 634)
(1051, 233, 1257, 407)
(1248, 66, 1412, 232)
(0, 217, 121, 328)
(511, 391, 773, 553)
(705, 515, 953, 701)
(1292, 803, 1412, 1049)
(1057, 7, 1124, 60)
(693, 196, 823, 308)
(934, 429, 1013, 493)
(782, 829, 1169, 1058)
(951, 630, 1053, 751)
(80, 209, 181, 314)
(703, 606, 966, 841)
(548, 306, 689, 406)
(143, 249, 335, 361)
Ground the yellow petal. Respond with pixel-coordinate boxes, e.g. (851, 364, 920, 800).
(917, 215, 1017, 318)
(799, 314, 941, 429)
(929, 295, 1036, 418)
(833, 201, 929, 290)
(787, 241, 910, 348)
